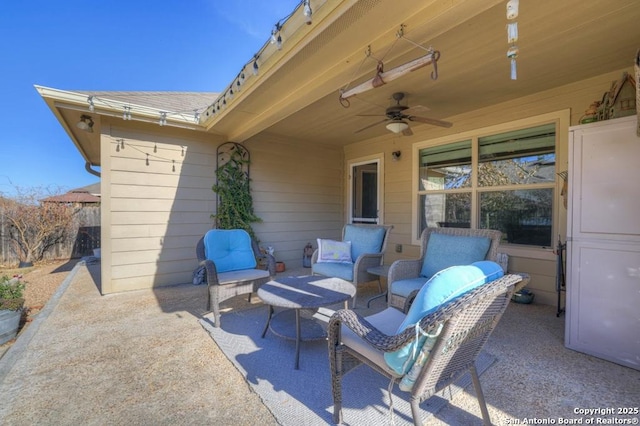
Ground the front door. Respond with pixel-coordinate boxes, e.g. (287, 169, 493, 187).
(350, 160, 380, 224)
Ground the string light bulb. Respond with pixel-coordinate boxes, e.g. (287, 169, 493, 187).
(303, 0, 312, 25)
(252, 57, 259, 76)
(87, 96, 95, 112)
(123, 106, 132, 120)
(159, 112, 167, 126)
(270, 24, 281, 45)
(276, 33, 283, 50)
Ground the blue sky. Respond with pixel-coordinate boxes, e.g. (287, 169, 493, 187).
(0, 0, 299, 196)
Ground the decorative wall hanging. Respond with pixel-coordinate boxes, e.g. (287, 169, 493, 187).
(212, 142, 261, 239)
(338, 25, 441, 108)
(596, 72, 637, 122)
(506, 0, 519, 80)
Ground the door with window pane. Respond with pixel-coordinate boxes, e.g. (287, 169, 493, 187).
(351, 161, 379, 224)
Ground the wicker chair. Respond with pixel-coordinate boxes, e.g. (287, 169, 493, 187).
(311, 224, 393, 308)
(197, 229, 275, 327)
(328, 273, 521, 426)
(388, 227, 502, 312)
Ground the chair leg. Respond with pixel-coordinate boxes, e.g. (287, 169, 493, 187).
(470, 364, 492, 426)
(410, 397, 422, 426)
(332, 351, 344, 424)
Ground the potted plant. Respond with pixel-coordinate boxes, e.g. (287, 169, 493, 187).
(0, 275, 26, 345)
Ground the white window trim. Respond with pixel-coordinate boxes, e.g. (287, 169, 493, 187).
(411, 110, 570, 260)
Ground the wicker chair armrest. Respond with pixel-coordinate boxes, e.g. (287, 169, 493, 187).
(200, 259, 220, 286)
(330, 274, 523, 352)
(388, 259, 423, 283)
(328, 308, 442, 353)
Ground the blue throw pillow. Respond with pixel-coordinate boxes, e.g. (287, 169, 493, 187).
(384, 261, 504, 375)
(204, 229, 257, 273)
(420, 233, 491, 278)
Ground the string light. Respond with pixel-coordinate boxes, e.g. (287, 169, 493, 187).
(193, 111, 200, 123)
(159, 112, 167, 126)
(203, 0, 325, 121)
(111, 137, 184, 173)
(87, 96, 95, 112)
(123, 106, 132, 120)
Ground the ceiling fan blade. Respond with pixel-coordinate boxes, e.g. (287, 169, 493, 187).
(404, 104, 431, 115)
(354, 118, 388, 133)
(402, 127, 414, 136)
(408, 115, 453, 128)
(356, 114, 387, 117)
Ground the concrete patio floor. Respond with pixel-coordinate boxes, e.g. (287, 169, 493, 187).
(0, 261, 638, 425)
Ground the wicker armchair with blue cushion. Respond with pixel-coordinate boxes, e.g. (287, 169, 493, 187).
(196, 229, 275, 327)
(328, 262, 522, 426)
(311, 224, 392, 308)
(388, 227, 502, 313)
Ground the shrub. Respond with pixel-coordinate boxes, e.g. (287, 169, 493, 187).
(0, 275, 25, 311)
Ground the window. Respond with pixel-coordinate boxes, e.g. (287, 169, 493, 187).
(417, 123, 556, 247)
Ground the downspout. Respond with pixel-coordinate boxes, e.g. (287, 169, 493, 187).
(85, 162, 101, 178)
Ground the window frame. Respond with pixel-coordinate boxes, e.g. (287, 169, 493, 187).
(412, 110, 569, 258)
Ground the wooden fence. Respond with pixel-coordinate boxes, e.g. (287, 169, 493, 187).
(0, 206, 101, 265)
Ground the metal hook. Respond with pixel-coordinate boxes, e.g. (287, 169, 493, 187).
(339, 90, 351, 108)
(430, 50, 440, 80)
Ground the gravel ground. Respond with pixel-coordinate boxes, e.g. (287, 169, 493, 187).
(0, 259, 78, 356)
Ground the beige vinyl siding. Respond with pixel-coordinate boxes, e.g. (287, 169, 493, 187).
(246, 133, 344, 267)
(344, 67, 632, 306)
(100, 120, 219, 294)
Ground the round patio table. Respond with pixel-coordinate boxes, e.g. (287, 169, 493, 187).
(257, 275, 356, 369)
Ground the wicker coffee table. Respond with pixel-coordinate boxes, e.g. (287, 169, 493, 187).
(257, 275, 356, 369)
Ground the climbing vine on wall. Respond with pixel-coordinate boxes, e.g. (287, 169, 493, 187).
(211, 142, 261, 240)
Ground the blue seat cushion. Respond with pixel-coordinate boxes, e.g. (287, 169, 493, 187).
(384, 261, 504, 375)
(204, 229, 257, 273)
(343, 225, 386, 260)
(420, 233, 491, 278)
(312, 262, 354, 282)
(390, 278, 430, 298)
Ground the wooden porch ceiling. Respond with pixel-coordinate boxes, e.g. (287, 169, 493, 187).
(212, 0, 640, 146)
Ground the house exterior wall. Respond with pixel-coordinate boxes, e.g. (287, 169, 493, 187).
(344, 68, 632, 306)
(245, 133, 344, 267)
(97, 68, 632, 305)
(99, 120, 219, 294)
(99, 124, 344, 294)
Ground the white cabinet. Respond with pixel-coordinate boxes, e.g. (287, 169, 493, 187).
(565, 116, 640, 371)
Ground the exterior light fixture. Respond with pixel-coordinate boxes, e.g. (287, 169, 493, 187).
(76, 115, 94, 133)
(386, 120, 409, 134)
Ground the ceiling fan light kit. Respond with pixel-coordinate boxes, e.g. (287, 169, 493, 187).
(354, 92, 452, 135)
(386, 120, 409, 133)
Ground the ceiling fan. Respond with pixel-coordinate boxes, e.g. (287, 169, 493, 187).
(354, 92, 452, 136)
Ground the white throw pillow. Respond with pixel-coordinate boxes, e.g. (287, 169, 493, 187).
(316, 239, 353, 264)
